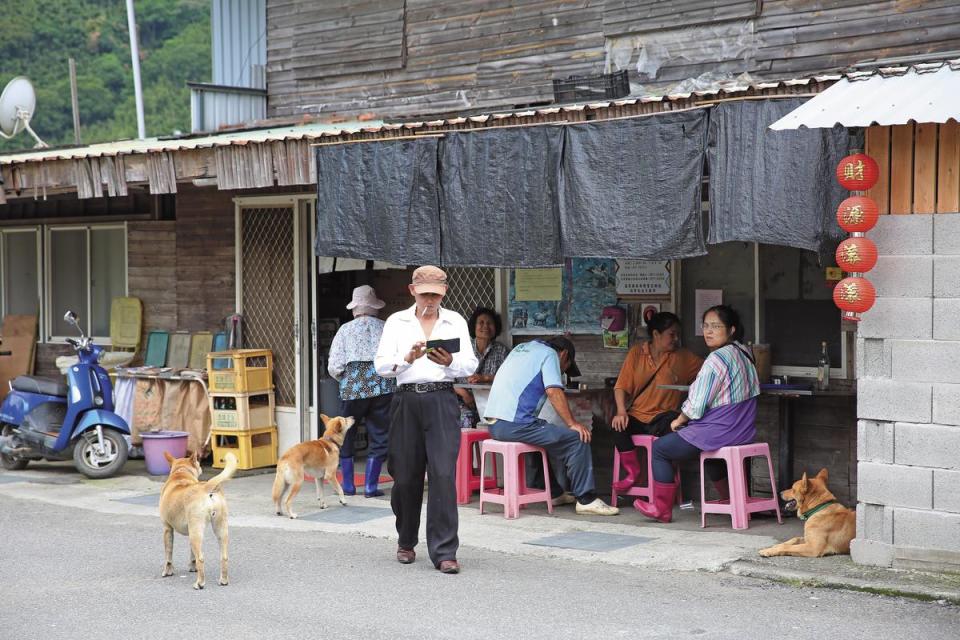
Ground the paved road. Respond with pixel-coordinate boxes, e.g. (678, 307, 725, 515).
(1, 493, 958, 640)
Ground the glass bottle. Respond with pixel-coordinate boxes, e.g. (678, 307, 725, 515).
(816, 341, 831, 391)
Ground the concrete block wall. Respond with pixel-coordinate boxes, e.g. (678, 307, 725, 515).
(852, 214, 960, 570)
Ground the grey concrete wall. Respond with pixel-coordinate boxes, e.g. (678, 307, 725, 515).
(852, 214, 960, 571)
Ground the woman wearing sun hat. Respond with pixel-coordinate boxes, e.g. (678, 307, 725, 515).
(327, 284, 396, 497)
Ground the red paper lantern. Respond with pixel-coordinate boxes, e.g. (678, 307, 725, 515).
(836, 196, 879, 232)
(835, 237, 878, 273)
(833, 277, 876, 314)
(836, 153, 880, 191)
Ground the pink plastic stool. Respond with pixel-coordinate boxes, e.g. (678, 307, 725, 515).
(610, 434, 681, 506)
(456, 428, 497, 504)
(700, 443, 782, 530)
(478, 440, 553, 519)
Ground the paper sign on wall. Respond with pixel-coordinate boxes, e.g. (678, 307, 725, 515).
(694, 289, 723, 336)
(515, 268, 562, 301)
(615, 260, 671, 297)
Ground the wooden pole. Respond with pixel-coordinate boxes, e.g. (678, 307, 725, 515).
(68, 58, 81, 146)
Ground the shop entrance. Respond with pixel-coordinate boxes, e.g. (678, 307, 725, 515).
(236, 196, 317, 445)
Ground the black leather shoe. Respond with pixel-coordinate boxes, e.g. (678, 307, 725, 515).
(396, 547, 416, 564)
(438, 560, 460, 574)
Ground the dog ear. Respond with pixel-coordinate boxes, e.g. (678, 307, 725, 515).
(164, 451, 175, 463)
(320, 413, 331, 425)
(816, 468, 829, 483)
(799, 472, 808, 492)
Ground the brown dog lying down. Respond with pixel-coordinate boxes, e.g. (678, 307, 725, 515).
(159, 451, 238, 589)
(759, 468, 855, 558)
(272, 414, 355, 518)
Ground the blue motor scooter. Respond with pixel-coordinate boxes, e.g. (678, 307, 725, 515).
(0, 311, 129, 478)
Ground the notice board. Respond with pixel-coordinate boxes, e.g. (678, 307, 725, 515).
(509, 258, 617, 335)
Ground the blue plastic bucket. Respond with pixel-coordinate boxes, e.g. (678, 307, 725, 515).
(140, 431, 189, 475)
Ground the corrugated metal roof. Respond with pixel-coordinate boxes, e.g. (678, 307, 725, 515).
(769, 60, 960, 130)
(0, 121, 383, 165)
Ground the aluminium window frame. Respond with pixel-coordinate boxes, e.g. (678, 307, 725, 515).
(43, 222, 129, 344)
(0, 226, 43, 331)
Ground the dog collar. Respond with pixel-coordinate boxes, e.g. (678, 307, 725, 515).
(798, 500, 837, 521)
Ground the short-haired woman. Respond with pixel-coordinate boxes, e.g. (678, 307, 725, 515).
(611, 312, 703, 492)
(455, 307, 510, 428)
(635, 305, 760, 523)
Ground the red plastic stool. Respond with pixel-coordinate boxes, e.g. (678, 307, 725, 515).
(479, 440, 553, 519)
(700, 443, 782, 530)
(455, 428, 497, 504)
(610, 434, 681, 506)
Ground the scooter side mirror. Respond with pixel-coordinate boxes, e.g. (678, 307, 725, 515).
(63, 310, 79, 326)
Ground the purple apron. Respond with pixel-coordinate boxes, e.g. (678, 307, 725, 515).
(677, 397, 757, 451)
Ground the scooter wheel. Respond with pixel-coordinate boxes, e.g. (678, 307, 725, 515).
(0, 452, 28, 471)
(73, 428, 128, 479)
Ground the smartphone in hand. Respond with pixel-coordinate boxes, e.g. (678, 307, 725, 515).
(425, 338, 460, 354)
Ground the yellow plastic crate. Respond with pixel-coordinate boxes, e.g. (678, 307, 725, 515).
(209, 391, 275, 431)
(211, 426, 278, 470)
(206, 349, 274, 394)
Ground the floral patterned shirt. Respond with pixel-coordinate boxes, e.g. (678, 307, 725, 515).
(328, 316, 396, 400)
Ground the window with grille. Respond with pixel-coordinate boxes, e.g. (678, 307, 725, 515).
(443, 267, 498, 322)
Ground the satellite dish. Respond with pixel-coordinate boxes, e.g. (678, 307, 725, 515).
(0, 76, 48, 148)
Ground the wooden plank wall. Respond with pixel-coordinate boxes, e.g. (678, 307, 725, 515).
(754, 1, 960, 78)
(867, 123, 960, 215)
(128, 221, 178, 336)
(267, 0, 960, 120)
(174, 186, 236, 331)
(603, 0, 757, 36)
(268, 0, 606, 117)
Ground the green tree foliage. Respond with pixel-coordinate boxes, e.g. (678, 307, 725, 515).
(0, 0, 209, 152)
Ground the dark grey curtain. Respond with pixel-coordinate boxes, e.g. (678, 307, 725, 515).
(707, 98, 852, 252)
(439, 127, 564, 267)
(314, 137, 441, 264)
(559, 109, 709, 260)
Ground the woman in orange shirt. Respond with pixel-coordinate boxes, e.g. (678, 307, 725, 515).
(611, 312, 703, 492)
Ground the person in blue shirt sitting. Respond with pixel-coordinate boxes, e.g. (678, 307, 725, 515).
(482, 336, 619, 516)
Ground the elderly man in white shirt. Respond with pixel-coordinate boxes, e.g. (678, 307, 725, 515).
(375, 265, 478, 575)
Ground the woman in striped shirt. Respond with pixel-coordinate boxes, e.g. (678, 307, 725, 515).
(634, 305, 760, 523)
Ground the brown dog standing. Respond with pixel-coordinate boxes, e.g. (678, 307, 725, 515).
(759, 468, 855, 558)
(272, 414, 355, 518)
(159, 451, 238, 589)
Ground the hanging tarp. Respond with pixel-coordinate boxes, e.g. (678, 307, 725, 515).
(708, 98, 851, 252)
(439, 127, 564, 267)
(315, 137, 441, 264)
(559, 109, 708, 260)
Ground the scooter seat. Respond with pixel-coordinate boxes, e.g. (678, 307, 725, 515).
(11, 375, 69, 398)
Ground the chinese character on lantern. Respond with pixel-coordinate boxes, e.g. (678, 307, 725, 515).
(834, 153, 881, 321)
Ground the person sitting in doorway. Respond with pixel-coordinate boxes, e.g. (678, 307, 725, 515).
(454, 307, 510, 428)
(635, 305, 760, 523)
(327, 285, 396, 497)
(483, 336, 619, 516)
(611, 312, 703, 492)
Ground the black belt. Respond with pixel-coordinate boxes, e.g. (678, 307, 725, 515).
(397, 382, 454, 393)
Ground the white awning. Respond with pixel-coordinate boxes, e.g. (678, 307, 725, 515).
(770, 60, 960, 130)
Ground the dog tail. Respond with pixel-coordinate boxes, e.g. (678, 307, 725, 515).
(271, 460, 289, 504)
(204, 452, 238, 493)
